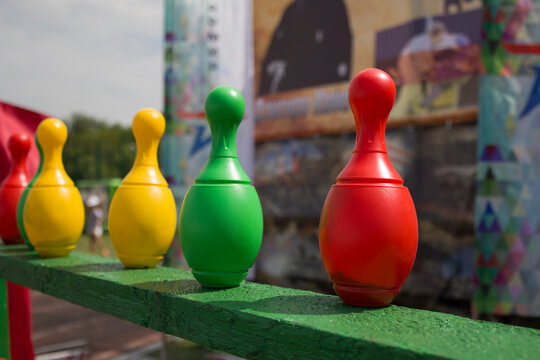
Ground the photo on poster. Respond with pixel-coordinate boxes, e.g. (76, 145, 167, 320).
(376, 9, 482, 117)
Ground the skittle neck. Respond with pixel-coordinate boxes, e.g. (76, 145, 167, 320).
(336, 69, 403, 186)
(33, 118, 74, 188)
(122, 109, 168, 187)
(195, 86, 251, 184)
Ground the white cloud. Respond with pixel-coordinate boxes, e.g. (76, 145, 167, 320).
(0, 0, 163, 125)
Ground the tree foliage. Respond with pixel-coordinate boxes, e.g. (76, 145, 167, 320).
(63, 113, 134, 182)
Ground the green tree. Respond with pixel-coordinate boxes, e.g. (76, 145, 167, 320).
(63, 113, 134, 182)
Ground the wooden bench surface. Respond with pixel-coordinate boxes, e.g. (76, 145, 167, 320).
(0, 245, 539, 359)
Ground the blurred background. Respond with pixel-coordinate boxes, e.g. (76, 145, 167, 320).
(1, 0, 540, 358)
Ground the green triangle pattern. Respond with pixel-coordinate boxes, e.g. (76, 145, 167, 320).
(505, 217, 522, 234)
(496, 238, 509, 251)
(477, 267, 499, 285)
(487, 23, 507, 40)
(478, 235, 500, 259)
(499, 286, 513, 302)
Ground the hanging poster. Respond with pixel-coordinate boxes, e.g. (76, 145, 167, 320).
(253, 0, 482, 141)
(376, 10, 482, 120)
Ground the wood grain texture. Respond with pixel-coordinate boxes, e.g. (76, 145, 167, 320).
(0, 245, 539, 360)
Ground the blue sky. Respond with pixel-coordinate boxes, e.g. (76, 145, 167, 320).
(0, 0, 163, 126)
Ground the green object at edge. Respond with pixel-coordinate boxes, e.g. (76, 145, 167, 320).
(178, 86, 263, 288)
(16, 134, 43, 251)
(0, 279, 10, 359)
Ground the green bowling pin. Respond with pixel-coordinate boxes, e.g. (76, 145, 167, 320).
(178, 86, 263, 287)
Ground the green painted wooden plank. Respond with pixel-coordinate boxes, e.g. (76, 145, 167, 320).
(0, 245, 538, 360)
(0, 278, 10, 360)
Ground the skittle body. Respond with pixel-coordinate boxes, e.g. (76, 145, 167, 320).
(179, 86, 263, 287)
(0, 133, 32, 244)
(108, 109, 177, 268)
(319, 69, 418, 307)
(22, 118, 84, 257)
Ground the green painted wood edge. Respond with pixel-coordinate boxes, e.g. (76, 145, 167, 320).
(0, 279, 10, 359)
(0, 246, 538, 360)
(16, 134, 42, 250)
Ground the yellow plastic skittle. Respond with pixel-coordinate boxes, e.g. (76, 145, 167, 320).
(108, 108, 177, 268)
(23, 118, 84, 257)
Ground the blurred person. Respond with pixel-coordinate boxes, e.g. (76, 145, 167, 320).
(394, 19, 470, 115)
(85, 195, 109, 256)
(401, 20, 470, 56)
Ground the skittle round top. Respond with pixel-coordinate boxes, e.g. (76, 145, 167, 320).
(336, 68, 402, 185)
(132, 108, 166, 145)
(2, 133, 31, 188)
(8, 133, 31, 165)
(204, 86, 245, 158)
(33, 118, 73, 187)
(122, 108, 167, 186)
(348, 68, 396, 153)
(37, 118, 68, 152)
(205, 86, 245, 128)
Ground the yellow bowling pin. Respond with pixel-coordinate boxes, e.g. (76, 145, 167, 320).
(108, 109, 177, 268)
(23, 118, 84, 257)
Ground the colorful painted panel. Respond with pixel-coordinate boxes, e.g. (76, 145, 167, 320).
(474, 0, 540, 316)
(163, 0, 254, 193)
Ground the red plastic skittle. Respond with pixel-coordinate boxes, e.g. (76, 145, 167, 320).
(319, 68, 418, 307)
(0, 133, 35, 359)
(0, 133, 31, 244)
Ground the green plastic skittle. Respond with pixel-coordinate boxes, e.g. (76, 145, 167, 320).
(16, 133, 43, 250)
(178, 86, 263, 287)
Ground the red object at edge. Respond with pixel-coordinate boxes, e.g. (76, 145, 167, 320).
(7, 283, 34, 360)
(0, 133, 31, 244)
(0, 101, 47, 360)
(319, 68, 418, 307)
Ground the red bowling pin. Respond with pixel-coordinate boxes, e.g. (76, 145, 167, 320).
(319, 68, 418, 307)
(0, 133, 32, 244)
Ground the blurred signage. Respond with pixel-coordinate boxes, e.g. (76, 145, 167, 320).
(162, 0, 254, 193)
